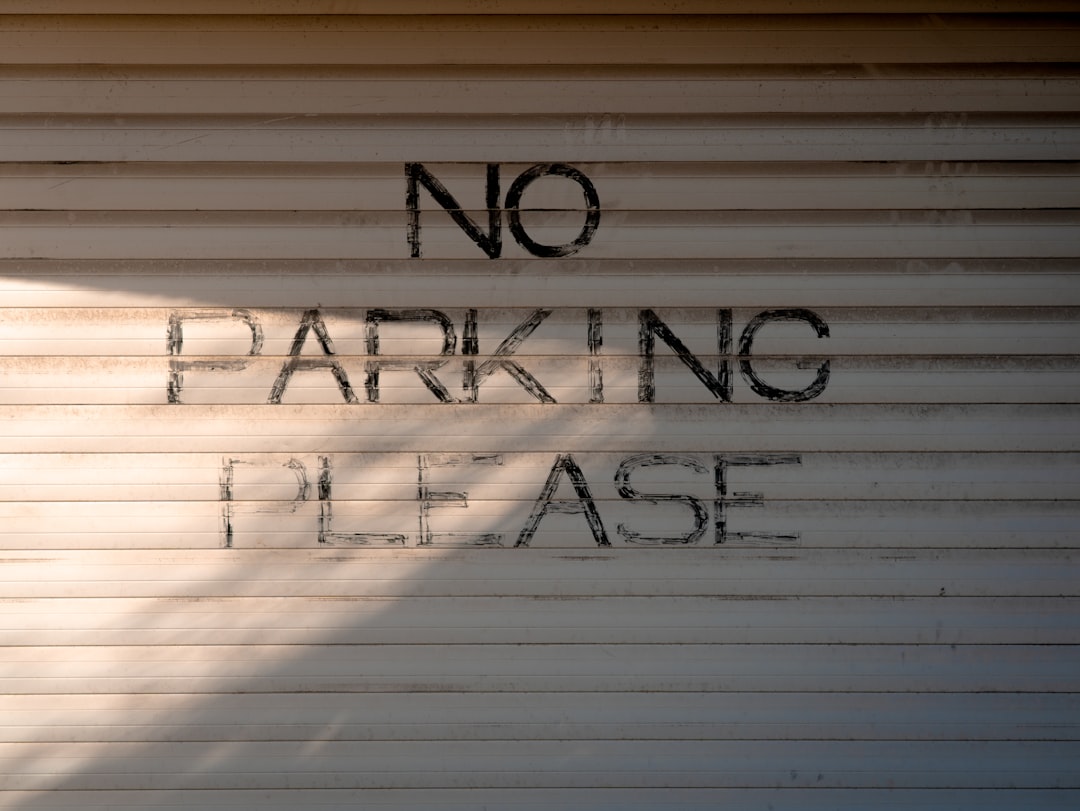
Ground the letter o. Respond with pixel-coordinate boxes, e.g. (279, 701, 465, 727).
(505, 163, 601, 258)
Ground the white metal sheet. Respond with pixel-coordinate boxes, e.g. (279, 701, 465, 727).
(0, 6, 1076, 810)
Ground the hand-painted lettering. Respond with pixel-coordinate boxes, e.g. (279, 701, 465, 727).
(165, 307, 831, 405)
(219, 451, 800, 550)
(638, 308, 732, 403)
(364, 309, 458, 403)
(738, 309, 831, 403)
(714, 453, 802, 545)
(418, 453, 505, 547)
(464, 308, 555, 403)
(406, 162, 600, 259)
(167, 308, 263, 404)
(268, 309, 358, 405)
(588, 308, 603, 404)
(516, 453, 610, 547)
(317, 456, 406, 546)
(504, 163, 601, 258)
(615, 454, 709, 544)
(219, 457, 309, 549)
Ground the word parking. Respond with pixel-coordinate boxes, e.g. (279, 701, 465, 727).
(167, 306, 831, 405)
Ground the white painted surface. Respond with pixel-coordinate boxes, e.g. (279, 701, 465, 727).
(0, 5, 1077, 810)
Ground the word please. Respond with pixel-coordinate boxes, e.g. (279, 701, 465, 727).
(221, 452, 801, 548)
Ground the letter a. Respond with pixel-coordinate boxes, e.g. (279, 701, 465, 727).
(515, 453, 609, 547)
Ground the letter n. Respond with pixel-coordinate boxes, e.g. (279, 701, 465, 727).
(406, 163, 502, 259)
(638, 309, 732, 403)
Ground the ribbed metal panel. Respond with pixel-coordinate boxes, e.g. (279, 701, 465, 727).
(0, 5, 1077, 809)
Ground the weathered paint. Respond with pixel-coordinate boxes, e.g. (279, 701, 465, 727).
(0, 5, 1077, 810)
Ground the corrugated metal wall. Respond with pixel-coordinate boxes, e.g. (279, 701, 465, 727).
(1, 4, 1078, 809)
